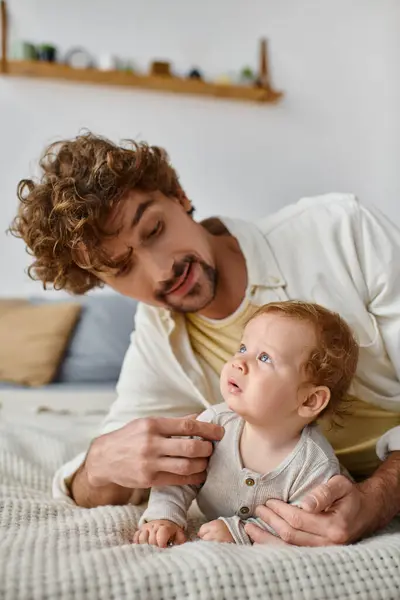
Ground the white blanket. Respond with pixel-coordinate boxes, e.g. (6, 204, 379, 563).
(1, 416, 400, 600)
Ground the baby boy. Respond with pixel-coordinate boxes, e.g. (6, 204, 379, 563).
(134, 301, 359, 547)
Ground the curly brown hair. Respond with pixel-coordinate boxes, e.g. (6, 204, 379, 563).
(9, 132, 186, 294)
(248, 301, 359, 427)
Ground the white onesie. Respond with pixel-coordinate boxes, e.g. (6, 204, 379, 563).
(140, 403, 341, 545)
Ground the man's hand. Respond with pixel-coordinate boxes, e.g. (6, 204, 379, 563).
(245, 476, 364, 546)
(71, 416, 224, 507)
(198, 520, 235, 543)
(245, 454, 400, 547)
(134, 519, 186, 548)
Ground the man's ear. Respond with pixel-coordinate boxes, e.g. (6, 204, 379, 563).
(72, 241, 90, 269)
(298, 386, 331, 420)
(174, 190, 195, 216)
(182, 195, 195, 216)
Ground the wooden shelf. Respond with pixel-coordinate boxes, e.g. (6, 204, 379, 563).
(2, 60, 283, 104)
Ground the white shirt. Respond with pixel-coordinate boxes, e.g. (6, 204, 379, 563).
(53, 193, 400, 501)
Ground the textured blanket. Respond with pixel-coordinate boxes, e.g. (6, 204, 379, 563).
(1, 419, 400, 600)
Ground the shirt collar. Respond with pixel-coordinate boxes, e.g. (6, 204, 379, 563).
(219, 216, 286, 289)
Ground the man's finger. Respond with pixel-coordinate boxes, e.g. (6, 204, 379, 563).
(159, 437, 214, 459)
(261, 501, 330, 536)
(254, 506, 330, 546)
(152, 471, 206, 487)
(157, 457, 208, 477)
(244, 523, 287, 546)
(155, 417, 224, 441)
(245, 522, 328, 547)
(300, 475, 353, 513)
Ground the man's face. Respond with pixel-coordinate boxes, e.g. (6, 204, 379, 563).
(98, 190, 218, 313)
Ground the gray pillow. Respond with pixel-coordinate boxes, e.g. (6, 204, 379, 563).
(32, 294, 137, 383)
(59, 294, 137, 383)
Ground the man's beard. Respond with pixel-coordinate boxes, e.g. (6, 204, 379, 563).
(155, 254, 218, 313)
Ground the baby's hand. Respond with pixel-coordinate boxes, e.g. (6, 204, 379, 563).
(198, 519, 235, 543)
(134, 520, 186, 548)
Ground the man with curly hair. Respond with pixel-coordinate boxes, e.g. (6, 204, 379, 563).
(11, 132, 400, 547)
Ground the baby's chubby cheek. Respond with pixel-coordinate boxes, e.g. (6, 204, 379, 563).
(219, 366, 231, 399)
(225, 389, 252, 417)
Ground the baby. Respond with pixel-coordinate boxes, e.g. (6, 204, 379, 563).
(134, 300, 359, 547)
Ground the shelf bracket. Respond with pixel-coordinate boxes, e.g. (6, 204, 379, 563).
(1, 0, 8, 74)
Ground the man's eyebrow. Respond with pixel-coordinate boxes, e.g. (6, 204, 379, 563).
(130, 199, 155, 229)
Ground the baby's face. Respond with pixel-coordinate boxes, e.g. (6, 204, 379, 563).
(220, 313, 317, 426)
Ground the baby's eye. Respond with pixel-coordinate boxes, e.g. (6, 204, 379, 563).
(258, 352, 272, 364)
(239, 344, 246, 354)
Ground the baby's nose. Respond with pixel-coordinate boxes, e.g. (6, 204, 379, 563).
(233, 358, 248, 374)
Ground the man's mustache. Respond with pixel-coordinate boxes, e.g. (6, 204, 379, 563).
(157, 256, 196, 297)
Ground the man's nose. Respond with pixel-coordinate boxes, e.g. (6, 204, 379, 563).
(142, 251, 173, 282)
(232, 358, 248, 375)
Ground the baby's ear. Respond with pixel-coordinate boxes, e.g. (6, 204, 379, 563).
(298, 386, 330, 420)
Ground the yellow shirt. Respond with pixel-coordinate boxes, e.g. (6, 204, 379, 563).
(186, 296, 259, 376)
(186, 297, 400, 479)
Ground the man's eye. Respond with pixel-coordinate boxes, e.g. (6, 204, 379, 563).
(148, 221, 163, 238)
(258, 352, 272, 364)
(239, 344, 246, 354)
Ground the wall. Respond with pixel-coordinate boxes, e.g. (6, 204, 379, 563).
(0, 0, 398, 296)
